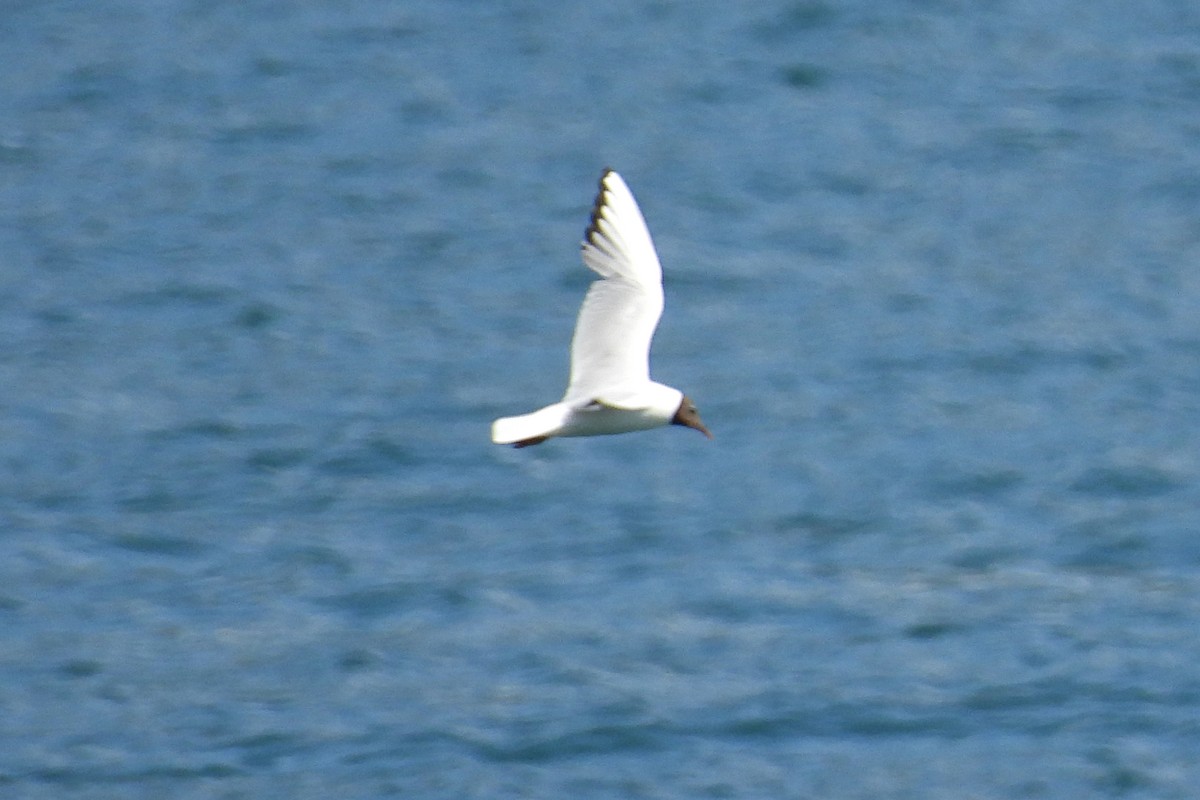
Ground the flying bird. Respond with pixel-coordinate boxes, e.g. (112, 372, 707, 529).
(491, 169, 711, 448)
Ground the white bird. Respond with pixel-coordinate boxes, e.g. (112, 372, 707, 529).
(492, 168, 711, 448)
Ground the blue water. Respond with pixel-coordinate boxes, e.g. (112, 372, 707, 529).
(3, 1, 1200, 797)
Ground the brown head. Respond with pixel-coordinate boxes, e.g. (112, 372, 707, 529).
(671, 395, 712, 439)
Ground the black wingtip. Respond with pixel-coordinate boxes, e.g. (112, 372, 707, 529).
(583, 168, 616, 245)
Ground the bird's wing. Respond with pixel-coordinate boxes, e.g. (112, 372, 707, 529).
(564, 169, 665, 404)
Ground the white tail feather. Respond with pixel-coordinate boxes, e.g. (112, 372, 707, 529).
(491, 405, 568, 444)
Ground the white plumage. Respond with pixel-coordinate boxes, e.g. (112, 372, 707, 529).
(491, 169, 710, 448)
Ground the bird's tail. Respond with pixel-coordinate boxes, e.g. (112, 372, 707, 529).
(491, 405, 568, 446)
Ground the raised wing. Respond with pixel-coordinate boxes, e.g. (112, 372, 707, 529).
(564, 169, 665, 404)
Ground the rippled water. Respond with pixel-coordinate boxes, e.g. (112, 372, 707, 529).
(3, 1, 1200, 798)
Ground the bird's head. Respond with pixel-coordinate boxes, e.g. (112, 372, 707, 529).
(671, 396, 712, 439)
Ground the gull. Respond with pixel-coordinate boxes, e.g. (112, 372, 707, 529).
(491, 168, 712, 448)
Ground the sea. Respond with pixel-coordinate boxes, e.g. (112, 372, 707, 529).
(3, 1, 1200, 798)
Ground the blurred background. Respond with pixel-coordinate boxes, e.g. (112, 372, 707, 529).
(2, 1, 1200, 797)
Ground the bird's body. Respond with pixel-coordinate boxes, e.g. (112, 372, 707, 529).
(492, 383, 684, 447)
(491, 169, 710, 447)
